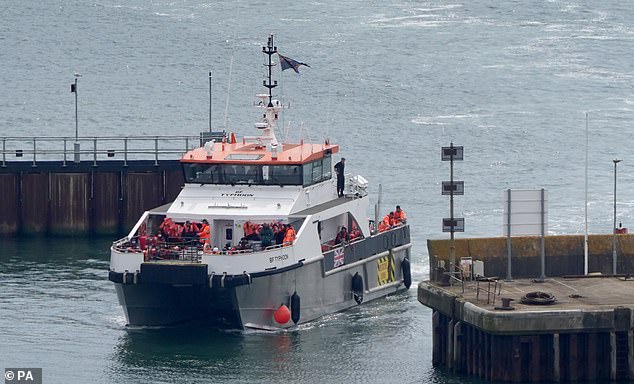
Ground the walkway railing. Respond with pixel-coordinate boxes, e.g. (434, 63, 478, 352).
(1, 135, 204, 167)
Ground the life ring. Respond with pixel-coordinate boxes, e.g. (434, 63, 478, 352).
(521, 291, 556, 305)
(352, 272, 364, 304)
(401, 257, 412, 289)
(291, 291, 301, 324)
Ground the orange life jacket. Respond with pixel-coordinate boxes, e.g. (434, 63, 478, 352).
(394, 209, 406, 223)
(283, 227, 296, 244)
(378, 216, 391, 232)
(244, 222, 254, 236)
(198, 224, 211, 244)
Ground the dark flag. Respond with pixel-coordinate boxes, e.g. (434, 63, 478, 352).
(278, 53, 310, 74)
(71, 83, 76, 93)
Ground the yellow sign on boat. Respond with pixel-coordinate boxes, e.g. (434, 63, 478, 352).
(377, 254, 395, 285)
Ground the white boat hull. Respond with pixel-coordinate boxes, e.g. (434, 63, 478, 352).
(110, 227, 412, 329)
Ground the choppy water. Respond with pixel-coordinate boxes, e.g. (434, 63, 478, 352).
(2, 0, 634, 383)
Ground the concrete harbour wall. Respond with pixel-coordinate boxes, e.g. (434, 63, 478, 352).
(0, 161, 183, 236)
(428, 234, 634, 279)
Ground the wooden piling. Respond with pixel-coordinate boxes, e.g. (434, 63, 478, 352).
(419, 276, 634, 382)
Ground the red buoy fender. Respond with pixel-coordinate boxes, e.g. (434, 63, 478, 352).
(274, 304, 291, 324)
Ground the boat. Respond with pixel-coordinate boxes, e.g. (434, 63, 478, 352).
(108, 35, 412, 330)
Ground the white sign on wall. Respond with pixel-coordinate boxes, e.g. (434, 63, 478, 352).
(503, 189, 548, 236)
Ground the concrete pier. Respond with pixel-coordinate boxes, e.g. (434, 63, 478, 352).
(420, 235, 634, 382)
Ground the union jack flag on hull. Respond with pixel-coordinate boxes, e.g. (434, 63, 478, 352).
(333, 248, 345, 268)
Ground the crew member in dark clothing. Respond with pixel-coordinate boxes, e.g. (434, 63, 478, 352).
(334, 157, 345, 197)
(275, 225, 286, 245)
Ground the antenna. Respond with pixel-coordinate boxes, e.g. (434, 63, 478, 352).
(223, 54, 234, 130)
(209, 71, 212, 133)
(262, 34, 278, 107)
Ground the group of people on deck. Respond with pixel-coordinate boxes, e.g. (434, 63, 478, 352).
(242, 221, 296, 248)
(334, 222, 362, 246)
(153, 218, 296, 253)
(157, 217, 210, 244)
(378, 205, 407, 232)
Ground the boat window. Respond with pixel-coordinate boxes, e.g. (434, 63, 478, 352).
(312, 160, 323, 183)
(183, 163, 302, 186)
(222, 164, 262, 185)
(184, 164, 222, 184)
(322, 153, 332, 179)
(269, 164, 301, 185)
(303, 162, 314, 186)
(301, 153, 332, 186)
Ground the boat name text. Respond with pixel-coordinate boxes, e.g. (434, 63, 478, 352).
(269, 254, 289, 263)
(221, 190, 254, 198)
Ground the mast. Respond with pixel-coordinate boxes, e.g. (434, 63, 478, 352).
(262, 35, 278, 108)
(255, 34, 281, 147)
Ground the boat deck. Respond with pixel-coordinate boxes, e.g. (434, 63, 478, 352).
(291, 195, 354, 217)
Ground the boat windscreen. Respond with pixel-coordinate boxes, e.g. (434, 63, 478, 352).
(184, 163, 302, 185)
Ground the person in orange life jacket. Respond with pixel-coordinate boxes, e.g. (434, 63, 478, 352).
(394, 205, 407, 224)
(159, 217, 172, 239)
(334, 157, 345, 197)
(378, 212, 394, 232)
(389, 211, 397, 226)
(169, 222, 183, 241)
(244, 221, 260, 241)
(198, 219, 211, 244)
(283, 224, 296, 245)
(243, 221, 252, 236)
(349, 222, 361, 241)
(182, 221, 199, 244)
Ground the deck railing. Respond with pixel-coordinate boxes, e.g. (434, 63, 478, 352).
(1, 135, 204, 167)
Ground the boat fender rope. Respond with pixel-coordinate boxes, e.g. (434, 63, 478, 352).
(209, 272, 215, 288)
(351, 272, 364, 305)
(221, 272, 227, 288)
(401, 257, 412, 289)
(290, 291, 301, 324)
(243, 271, 251, 286)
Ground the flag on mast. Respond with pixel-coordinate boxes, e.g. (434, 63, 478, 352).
(278, 53, 310, 74)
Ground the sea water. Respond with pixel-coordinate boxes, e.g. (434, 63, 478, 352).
(2, 1, 634, 382)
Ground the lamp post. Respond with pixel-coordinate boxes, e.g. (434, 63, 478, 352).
(613, 159, 622, 275)
(71, 73, 81, 163)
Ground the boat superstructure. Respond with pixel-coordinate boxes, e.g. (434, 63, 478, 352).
(108, 35, 412, 329)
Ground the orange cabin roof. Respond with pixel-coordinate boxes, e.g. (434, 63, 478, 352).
(181, 141, 339, 165)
